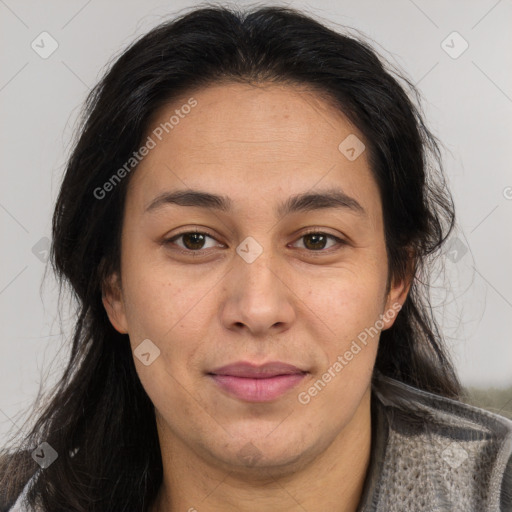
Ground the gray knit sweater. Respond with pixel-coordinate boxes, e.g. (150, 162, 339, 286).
(357, 373, 512, 511)
(7, 373, 512, 511)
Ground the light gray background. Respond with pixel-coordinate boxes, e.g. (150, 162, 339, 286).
(1, 0, 511, 444)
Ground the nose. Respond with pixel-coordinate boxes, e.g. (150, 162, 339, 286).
(219, 240, 296, 337)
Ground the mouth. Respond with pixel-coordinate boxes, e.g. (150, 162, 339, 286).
(207, 361, 308, 402)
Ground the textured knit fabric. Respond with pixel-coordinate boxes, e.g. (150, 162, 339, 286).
(357, 372, 512, 511)
(7, 373, 512, 511)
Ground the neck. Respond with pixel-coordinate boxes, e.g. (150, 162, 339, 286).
(151, 389, 372, 512)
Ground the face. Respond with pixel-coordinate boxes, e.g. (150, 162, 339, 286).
(103, 82, 408, 476)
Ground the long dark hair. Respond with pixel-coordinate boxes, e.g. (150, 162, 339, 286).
(0, 4, 461, 511)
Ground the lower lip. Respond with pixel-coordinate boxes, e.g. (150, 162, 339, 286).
(209, 373, 307, 402)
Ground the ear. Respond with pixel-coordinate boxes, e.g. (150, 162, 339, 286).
(101, 271, 129, 334)
(381, 258, 414, 331)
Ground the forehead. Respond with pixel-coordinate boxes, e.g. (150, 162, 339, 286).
(147, 82, 355, 159)
(127, 82, 380, 219)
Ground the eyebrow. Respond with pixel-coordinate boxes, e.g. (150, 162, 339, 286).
(144, 187, 366, 217)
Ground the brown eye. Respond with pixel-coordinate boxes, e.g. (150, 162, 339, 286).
(292, 232, 345, 252)
(181, 233, 207, 250)
(303, 233, 328, 250)
(165, 231, 222, 252)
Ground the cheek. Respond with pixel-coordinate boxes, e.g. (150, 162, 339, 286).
(122, 263, 209, 427)
(296, 276, 383, 423)
(121, 245, 204, 335)
(297, 262, 387, 406)
(119, 257, 211, 396)
(303, 264, 387, 337)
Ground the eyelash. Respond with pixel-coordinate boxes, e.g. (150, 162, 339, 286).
(163, 228, 346, 256)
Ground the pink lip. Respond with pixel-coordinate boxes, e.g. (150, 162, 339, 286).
(208, 361, 307, 402)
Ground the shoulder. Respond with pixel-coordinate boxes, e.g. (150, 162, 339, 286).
(369, 373, 512, 512)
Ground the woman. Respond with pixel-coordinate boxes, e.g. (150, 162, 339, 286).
(1, 5, 511, 511)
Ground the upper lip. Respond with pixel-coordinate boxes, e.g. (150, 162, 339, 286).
(209, 361, 307, 378)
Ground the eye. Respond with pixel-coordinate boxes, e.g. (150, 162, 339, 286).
(164, 231, 224, 252)
(163, 229, 346, 255)
(291, 230, 345, 252)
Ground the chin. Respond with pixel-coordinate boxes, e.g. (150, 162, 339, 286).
(205, 430, 320, 477)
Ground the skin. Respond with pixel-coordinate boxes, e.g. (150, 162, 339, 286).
(102, 82, 411, 512)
